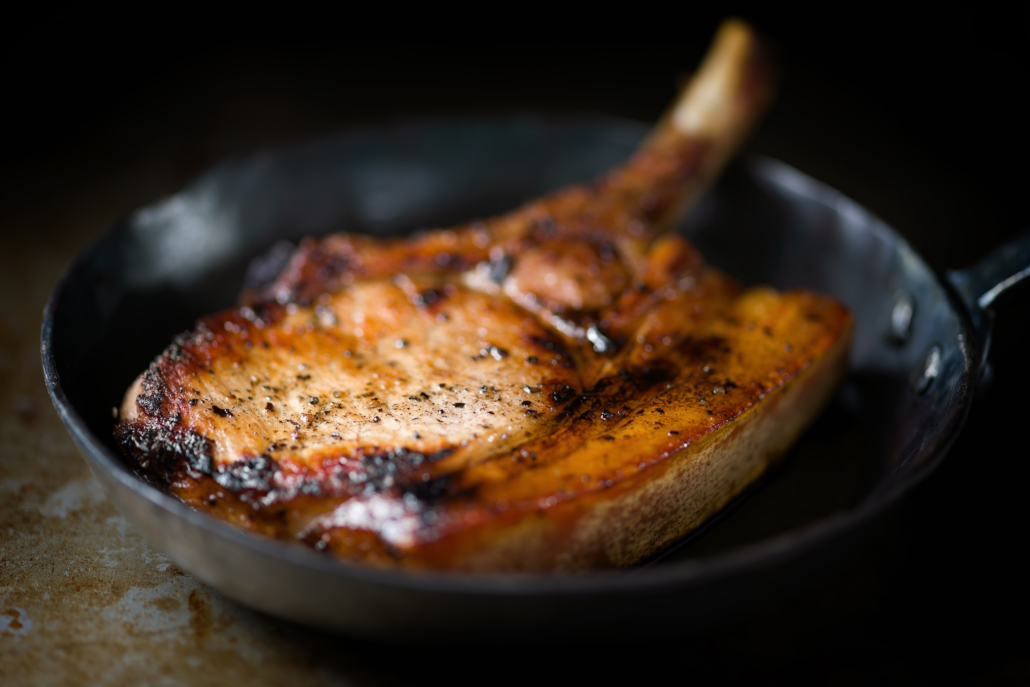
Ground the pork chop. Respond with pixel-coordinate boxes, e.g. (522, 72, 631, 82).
(115, 20, 853, 571)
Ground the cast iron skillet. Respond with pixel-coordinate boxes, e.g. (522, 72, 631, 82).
(41, 117, 1029, 639)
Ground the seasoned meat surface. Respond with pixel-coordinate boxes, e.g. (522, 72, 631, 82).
(115, 21, 853, 571)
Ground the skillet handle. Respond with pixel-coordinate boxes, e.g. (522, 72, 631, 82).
(946, 226, 1030, 336)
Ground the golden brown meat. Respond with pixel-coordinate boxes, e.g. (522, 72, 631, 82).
(115, 20, 853, 571)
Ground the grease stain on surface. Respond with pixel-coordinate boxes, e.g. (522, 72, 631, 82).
(11, 394, 39, 426)
(188, 589, 214, 642)
(37, 477, 107, 518)
(1, 608, 32, 636)
(0, 144, 388, 686)
(148, 596, 182, 613)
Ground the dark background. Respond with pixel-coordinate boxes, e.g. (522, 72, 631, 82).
(3, 6, 1028, 683)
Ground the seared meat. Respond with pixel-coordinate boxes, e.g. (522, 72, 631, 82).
(115, 21, 853, 571)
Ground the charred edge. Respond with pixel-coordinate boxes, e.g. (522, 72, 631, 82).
(136, 389, 163, 416)
(356, 446, 457, 494)
(114, 420, 214, 485)
(271, 243, 354, 305)
(403, 473, 453, 505)
(134, 351, 183, 416)
(213, 455, 279, 493)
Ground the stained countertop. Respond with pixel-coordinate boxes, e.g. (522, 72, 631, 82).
(3, 22, 1030, 683)
(0, 176, 393, 685)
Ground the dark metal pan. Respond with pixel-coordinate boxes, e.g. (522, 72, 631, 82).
(41, 117, 1029, 639)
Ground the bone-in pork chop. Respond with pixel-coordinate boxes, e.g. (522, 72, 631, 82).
(115, 21, 853, 571)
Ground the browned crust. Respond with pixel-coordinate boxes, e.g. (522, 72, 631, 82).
(115, 278, 852, 570)
(416, 310, 852, 571)
(112, 20, 852, 572)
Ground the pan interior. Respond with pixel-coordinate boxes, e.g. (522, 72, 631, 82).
(48, 116, 969, 579)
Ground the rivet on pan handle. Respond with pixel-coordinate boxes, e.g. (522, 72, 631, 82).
(912, 345, 942, 395)
(887, 289, 916, 344)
